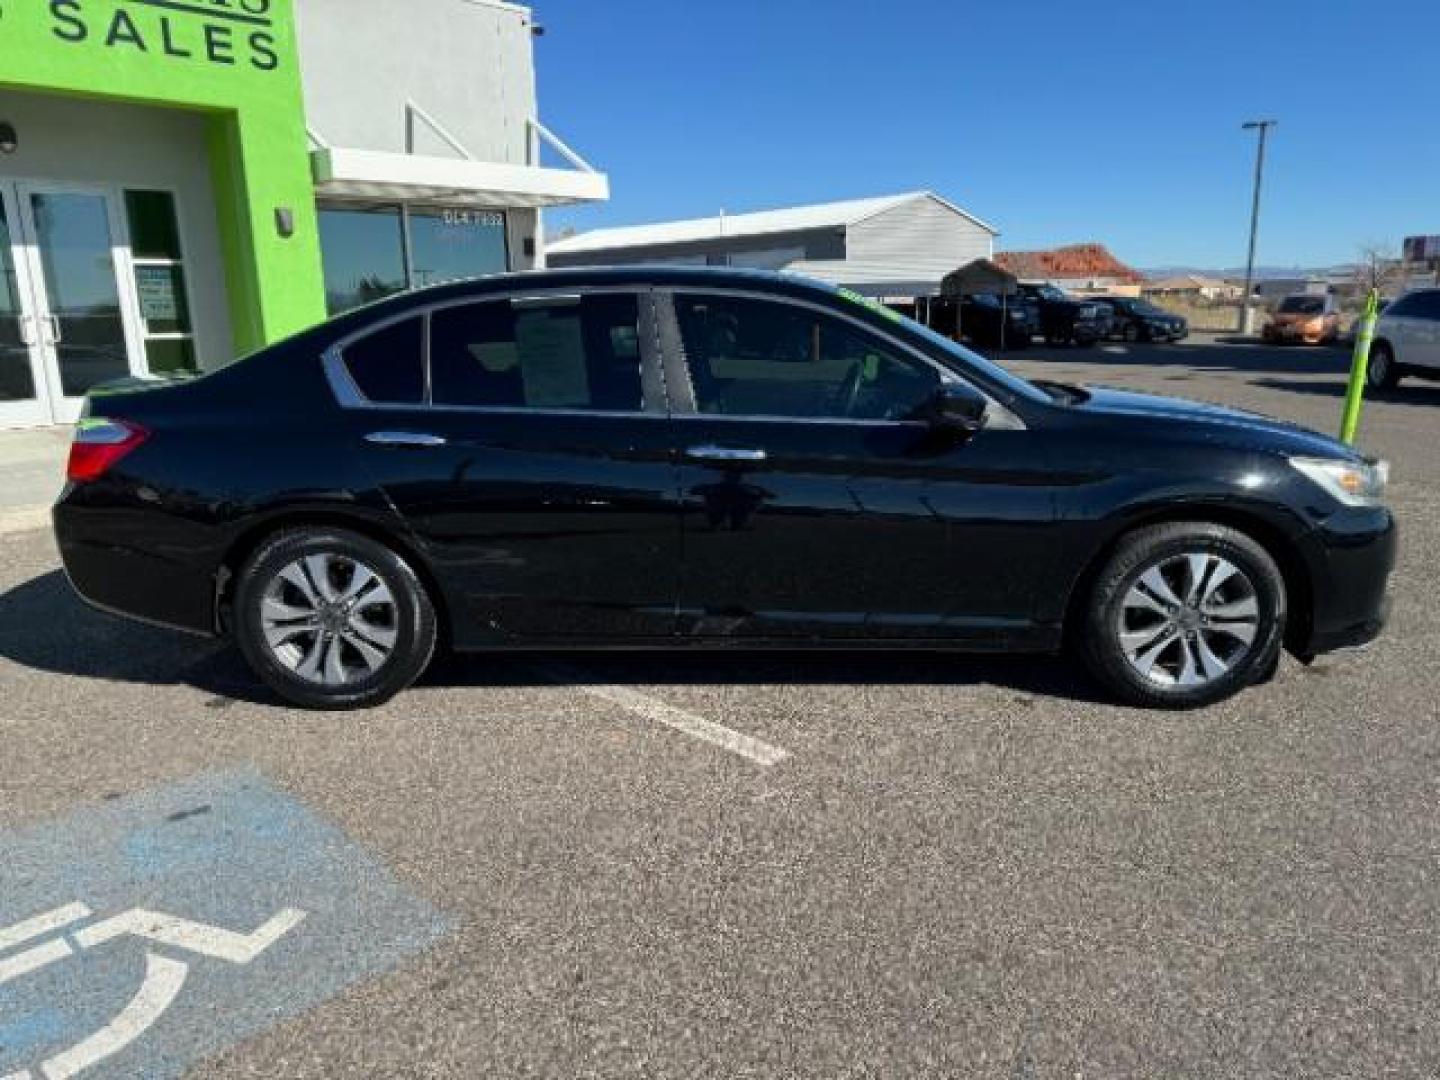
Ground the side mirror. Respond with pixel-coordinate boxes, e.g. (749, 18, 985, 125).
(926, 383, 989, 433)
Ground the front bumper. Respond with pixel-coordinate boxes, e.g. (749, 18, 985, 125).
(1295, 505, 1396, 657)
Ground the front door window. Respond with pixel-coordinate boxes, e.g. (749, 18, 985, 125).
(673, 293, 941, 420)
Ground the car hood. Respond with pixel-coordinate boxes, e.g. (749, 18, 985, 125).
(1071, 385, 1361, 460)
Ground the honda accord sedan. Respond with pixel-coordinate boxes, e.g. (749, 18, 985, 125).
(54, 268, 1395, 710)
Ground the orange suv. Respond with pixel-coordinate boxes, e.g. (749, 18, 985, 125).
(1263, 293, 1342, 345)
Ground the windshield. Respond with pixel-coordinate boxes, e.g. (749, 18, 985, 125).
(1278, 296, 1325, 314)
(890, 309, 1054, 405)
(1036, 285, 1068, 301)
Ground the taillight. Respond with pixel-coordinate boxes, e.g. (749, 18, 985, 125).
(67, 418, 150, 483)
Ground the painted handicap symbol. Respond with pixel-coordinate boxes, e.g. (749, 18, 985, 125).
(0, 902, 305, 1080)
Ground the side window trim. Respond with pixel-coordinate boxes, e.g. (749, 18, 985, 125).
(654, 286, 1012, 427)
(321, 286, 665, 416)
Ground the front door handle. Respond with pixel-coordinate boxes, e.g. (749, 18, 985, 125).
(685, 444, 767, 463)
(365, 431, 448, 448)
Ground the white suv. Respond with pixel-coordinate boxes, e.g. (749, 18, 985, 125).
(1370, 288, 1440, 389)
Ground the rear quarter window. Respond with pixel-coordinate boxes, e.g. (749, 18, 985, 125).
(342, 317, 425, 404)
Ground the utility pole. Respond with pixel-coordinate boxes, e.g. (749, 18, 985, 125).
(1239, 119, 1277, 334)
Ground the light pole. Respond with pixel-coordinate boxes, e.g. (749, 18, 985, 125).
(1239, 119, 1277, 334)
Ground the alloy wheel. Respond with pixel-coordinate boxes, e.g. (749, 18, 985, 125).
(1116, 552, 1261, 688)
(259, 553, 399, 686)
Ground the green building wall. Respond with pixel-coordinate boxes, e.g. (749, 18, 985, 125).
(0, 0, 326, 354)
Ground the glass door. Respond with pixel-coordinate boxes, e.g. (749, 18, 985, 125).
(11, 183, 145, 425)
(0, 188, 52, 429)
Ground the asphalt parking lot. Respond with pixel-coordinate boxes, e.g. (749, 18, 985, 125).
(2, 333, 1438, 1078)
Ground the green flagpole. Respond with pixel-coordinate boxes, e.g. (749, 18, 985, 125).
(1340, 289, 1380, 445)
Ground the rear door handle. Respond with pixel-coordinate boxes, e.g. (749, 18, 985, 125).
(365, 431, 447, 448)
(685, 444, 767, 463)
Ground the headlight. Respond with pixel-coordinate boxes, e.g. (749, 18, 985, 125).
(1289, 456, 1390, 507)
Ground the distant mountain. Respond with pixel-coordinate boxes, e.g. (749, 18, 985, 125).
(1140, 264, 1359, 281)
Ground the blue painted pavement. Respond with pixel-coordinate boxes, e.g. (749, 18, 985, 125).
(0, 770, 453, 1078)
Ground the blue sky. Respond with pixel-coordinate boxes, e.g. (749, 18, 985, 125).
(536, 0, 1439, 269)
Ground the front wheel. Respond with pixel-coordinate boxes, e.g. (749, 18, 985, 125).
(234, 527, 438, 709)
(1078, 522, 1286, 709)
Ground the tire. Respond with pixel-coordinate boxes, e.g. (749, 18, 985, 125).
(233, 527, 438, 710)
(1367, 342, 1401, 390)
(1077, 522, 1286, 709)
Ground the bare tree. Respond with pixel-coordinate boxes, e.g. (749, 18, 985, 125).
(1352, 241, 1404, 297)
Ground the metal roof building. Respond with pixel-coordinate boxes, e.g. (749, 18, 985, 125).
(547, 192, 998, 296)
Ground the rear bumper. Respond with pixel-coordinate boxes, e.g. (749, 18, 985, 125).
(53, 498, 219, 637)
(1295, 506, 1396, 657)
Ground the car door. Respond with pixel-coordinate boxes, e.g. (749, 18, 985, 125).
(1410, 290, 1440, 370)
(658, 289, 1056, 644)
(331, 289, 681, 646)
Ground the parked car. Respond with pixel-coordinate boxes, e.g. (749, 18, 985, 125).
(1262, 293, 1342, 345)
(1017, 283, 1110, 346)
(1368, 288, 1440, 389)
(55, 268, 1394, 712)
(911, 293, 1037, 350)
(1094, 297, 1189, 343)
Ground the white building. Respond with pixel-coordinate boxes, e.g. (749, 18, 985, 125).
(0, 0, 607, 430)
(548, 192, 998, 297)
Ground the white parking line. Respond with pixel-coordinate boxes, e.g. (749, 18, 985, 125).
(0, 939, 72, 987)
(0, 904, 92, 954)
(537, 666, 790, 767)
(74, 908, 308, 964)
(39, 952, 189, 1080)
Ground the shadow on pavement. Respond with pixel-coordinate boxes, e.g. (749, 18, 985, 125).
(1253, 378, 1440, 407)
(1017, 338, 1352, 378)
(0, 570, 1107, 708)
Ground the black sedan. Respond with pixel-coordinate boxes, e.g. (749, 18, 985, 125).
(54, 268, 1394, 711)
(1098, 297, 1190, 343)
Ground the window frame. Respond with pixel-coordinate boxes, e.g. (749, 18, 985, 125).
(656, 287, 1011, 428)
(122, 187, 200, 374)
(321, 285, 666, 418)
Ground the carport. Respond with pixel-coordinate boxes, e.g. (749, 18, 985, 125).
(915, 258, 1025, 349)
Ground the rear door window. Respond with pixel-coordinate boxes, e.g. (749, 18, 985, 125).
(430, 294, 644, 411)
(342, 316, 425, 404)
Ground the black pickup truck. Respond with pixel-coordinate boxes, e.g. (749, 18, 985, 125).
(1017, 283, 1110, 346)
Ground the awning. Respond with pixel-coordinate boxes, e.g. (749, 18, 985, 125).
(311, 148, 610, 208)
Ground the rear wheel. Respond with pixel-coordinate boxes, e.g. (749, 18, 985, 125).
(1078, 523, 1286, 709)
(1367, 342, 1401, 390)
(234, 527, 437, 709)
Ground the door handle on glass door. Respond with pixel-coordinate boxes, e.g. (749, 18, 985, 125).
(43, 315, 62, 344)
(365, 431, 448, 448)
(685, 445, 768, 463)
(17, 315, 37, 346)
